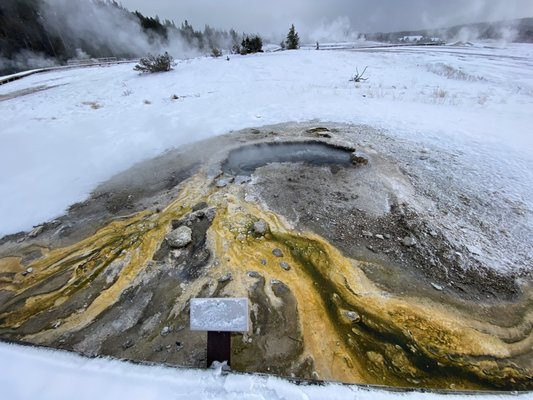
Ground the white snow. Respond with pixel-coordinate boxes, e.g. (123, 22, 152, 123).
(190, 298, 249, 332)
(1, 44, 532, 237)
(0, 342, 529, 400)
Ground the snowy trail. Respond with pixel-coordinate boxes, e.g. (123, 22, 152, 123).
(0, 342, 529, 400)
(0, 44, 532, 236)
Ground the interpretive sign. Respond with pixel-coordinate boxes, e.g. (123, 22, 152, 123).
(190, 298, 249, 332)
(190, 297, 249, 367)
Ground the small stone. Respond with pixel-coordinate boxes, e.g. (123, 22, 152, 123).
(429, 230, 438, 238)
(218, 273, 232, 283)
(248, 271, 260, 278)
(122, 339, 134, 350)
(345, 311, 361, 323)
(384, 233, 391, 240)
(260, 259, 267, 266)
(170, 250, 182, 259)
(166, 226, 192, 248)
(272, 248, 284, 257)
(279, 261, 291, 271)
(361, 230, 373, 238)
(375, 234, 384, 240)
(350, 151, 369, 166)
(215, 177, 233, 188)
(431, 282, 444, 291)
(252, 219, 268, 235)
(28, 225, 44, 238)
(52, 320, 61, 329)
(366, 245, 378, 253)
(401, 236, 417, 247)
(236, 233, 246, 241)
(191, 202, 208, 212)
(160, 326, 172, 337)
(26, 267, 33, 273)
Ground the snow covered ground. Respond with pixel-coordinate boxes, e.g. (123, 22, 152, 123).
(1, 44, 533, 398)
(0, 342, 529, 400)
(1, 43, 532, 237)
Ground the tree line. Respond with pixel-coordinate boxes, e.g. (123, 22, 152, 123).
(0, 0, 265, 73)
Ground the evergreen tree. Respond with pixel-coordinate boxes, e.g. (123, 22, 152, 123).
(241, 34, 263, 54)
(286, 24, 299, 49)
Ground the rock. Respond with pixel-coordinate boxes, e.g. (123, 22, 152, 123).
(203, 207, 216, 222)
(272, 248, 284, 257)
(160, 326, 172, 336)
(431, 282, 444, 291)
(28, 225, 44, 238)
(306, 127, 330, 134)
(215, 176, 234, 188)
(192, 202, 208, 212)
(429, 230, 438, 238)
(166, 226, 192, 248)
(170, 250, 182, 259)
(366, 245, 378, 253)
(235, 176, 251, 185)
(279, 261, 291, 271)
(401, 236, 417, 247)
(350, 151, 369, 166)
(384, 234, 392, 240)
(236, 233, 246, 241)
(26, 267, 33, 273)
(260, 259, 267, 266)
(122, 339, 134, 350)
(375, 234, 384, 240)
(253, 219, 269, 235)
(248, 271, 260, 278)
(218, 273, 232, 283)
(362, 230, 373, 238)
(345, 311, 361, 323)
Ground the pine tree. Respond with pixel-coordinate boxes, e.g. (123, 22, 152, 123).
(286, 24, 299, 50)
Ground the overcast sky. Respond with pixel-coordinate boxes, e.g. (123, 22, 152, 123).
(119, 0, 533, 40)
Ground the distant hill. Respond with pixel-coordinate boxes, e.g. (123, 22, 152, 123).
(366, 17, 533, 44)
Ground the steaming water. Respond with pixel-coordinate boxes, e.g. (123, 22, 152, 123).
(222, 142, 353, 176)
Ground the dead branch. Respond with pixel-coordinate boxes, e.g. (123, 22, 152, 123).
(349, 66, 368, 83)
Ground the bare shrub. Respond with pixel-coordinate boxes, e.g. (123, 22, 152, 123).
(349, 66, 368, 83)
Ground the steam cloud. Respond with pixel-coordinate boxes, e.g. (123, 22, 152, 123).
(41, 0, 198, 59)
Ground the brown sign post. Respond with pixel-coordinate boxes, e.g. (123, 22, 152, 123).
(190, 298, 249, 367)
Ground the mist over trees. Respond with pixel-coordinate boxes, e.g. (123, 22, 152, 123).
(0, 0, 256, 74)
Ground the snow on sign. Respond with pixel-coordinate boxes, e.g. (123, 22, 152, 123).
(190, 298, 249, 332)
